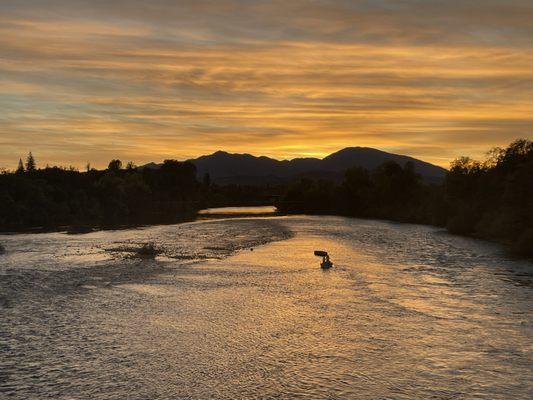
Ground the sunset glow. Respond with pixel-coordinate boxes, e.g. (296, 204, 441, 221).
(1, 0, 532, 168)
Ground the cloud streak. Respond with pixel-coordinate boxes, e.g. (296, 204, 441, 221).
(1, 0, 532, 168)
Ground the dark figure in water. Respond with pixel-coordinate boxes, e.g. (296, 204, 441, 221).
(314, 250, 333, 268)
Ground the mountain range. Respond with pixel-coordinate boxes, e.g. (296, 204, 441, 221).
(144, 147, 447, 185)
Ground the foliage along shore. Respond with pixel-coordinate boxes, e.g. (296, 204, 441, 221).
(276, 139, 533, 257)
(0, 139, 532, 257)
(0, 158, 202, 233)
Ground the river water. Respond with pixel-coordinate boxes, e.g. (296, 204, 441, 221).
(1, 211, 532, 399)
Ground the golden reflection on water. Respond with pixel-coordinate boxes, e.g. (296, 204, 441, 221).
(1, 215, 532, 399)
(114, 220, 532, 398)
(198, 206, 277, 215)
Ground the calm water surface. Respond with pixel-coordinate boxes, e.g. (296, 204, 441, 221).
(198, 205, 277, 215)
(1, 210, 532, 399)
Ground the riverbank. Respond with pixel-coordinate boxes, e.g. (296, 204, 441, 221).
(2, 206, 531, 262)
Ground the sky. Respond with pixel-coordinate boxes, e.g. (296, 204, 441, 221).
(1, 0, 532, 169)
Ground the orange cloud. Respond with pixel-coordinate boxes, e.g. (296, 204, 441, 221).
(0, 1, 532, 169)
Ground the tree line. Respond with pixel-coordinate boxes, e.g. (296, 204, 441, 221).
(1, 139, 531, 256)
(277, 139, 533, 257)
(0, 157, 202, 231)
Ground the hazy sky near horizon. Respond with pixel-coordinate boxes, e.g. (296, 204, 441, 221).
(1, 0, 532, 169)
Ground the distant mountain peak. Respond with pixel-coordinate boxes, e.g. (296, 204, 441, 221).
(187, 146, 446, 184)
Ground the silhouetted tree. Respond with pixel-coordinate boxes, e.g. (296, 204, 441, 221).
(16, 159, 25, 174)
(339, 166, 372, 216)
(108, 159, 122, 172)
(157, 160, 197, 196)
(25, 152, 36, 172)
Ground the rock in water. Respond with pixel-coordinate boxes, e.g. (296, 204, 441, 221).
(137, 243, 158, 258)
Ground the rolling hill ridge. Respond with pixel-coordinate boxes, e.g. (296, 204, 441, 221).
(187, 147, 447, 184)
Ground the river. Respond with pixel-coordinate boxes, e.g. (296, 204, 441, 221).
(1, 210, 532, 399)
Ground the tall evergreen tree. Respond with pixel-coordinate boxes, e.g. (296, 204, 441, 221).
(16, 158, 25, 174)
(25, 152, 36, 172)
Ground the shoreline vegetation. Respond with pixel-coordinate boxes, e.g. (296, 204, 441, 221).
(0, 139, 531, 257)
(277, 139, 532, 257)
(0, 158, 202, 234)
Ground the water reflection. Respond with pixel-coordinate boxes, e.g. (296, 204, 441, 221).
(197, 205, 278, 220)
(1, 214, 532, 399)
(198, 205, 277, 215)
